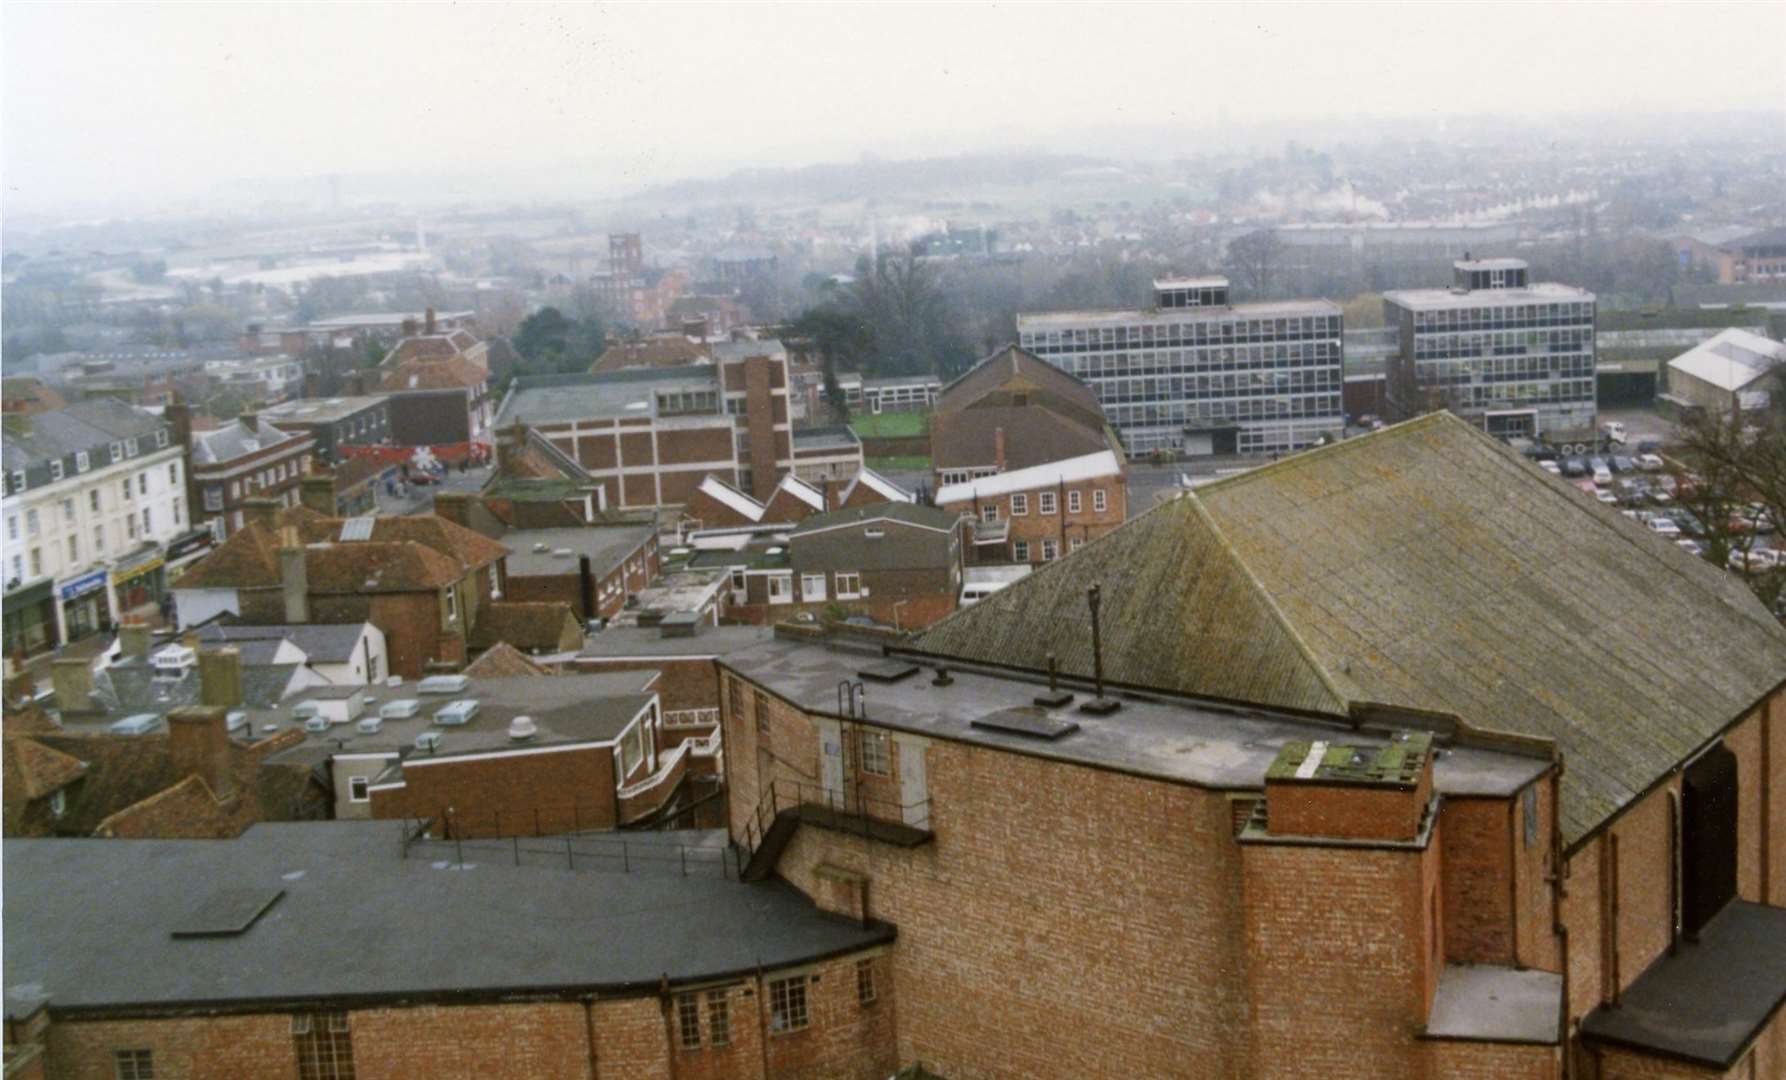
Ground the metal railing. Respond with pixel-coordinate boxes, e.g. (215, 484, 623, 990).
(740, 777, 932, 857)
(617, 740, 692, 800)
(403, 817, 737, 879)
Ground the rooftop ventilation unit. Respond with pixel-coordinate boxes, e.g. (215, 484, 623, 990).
(356, 716, 383, 735)
(533, 542, 549, 553)
(554, 548, 575, 558)
(290, 702, 321, 720)
(417, 675, 470, 695)
(151, 645, 197, 678)
(303, 716, 330, 734)
(109, 713, 161, 736)
(385, 675, 402, 688)
(226, 711, 249, 733)
(415, 730, 444, 752)
(434, 699, 479, 726)
(380, 699, 421, 719)
(508, 716, 538, 741)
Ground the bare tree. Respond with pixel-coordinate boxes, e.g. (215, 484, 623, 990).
(1675, 403, 1786, 611)
(1224, 229, 1285, 296)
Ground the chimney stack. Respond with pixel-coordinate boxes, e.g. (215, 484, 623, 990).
(279, 545, 309, 624)
(241, 497, 281, 532)
(167, 705, 235, 800)
(994, 428, 1007, 473)
(166, 401, 194, 451)
(239, 412, 259, 435)
(432, 492, 471, 528)
(820, 477, 833, 512)
(51, 658, 96, 713)
(402, 317, 419, 337)
(118, 620, 153, 662)
(299, 474, 337, 516)
(424, 306, 437, 335)
(198, 647, 245, 709)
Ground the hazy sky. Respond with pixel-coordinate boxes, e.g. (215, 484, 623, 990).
(4, 2, 1783, 213)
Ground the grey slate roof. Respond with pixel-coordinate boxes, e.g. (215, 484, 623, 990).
(195, 623, 371, 664)
(191, 420, 309, 465)
(2, 399, 171, 484)
(914, 412, 1786, 847)
(85, 658, 310, 717)
(2, 822, 892, 1015)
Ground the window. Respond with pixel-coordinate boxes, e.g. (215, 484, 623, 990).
(728, 676, 745, 722)
(62, 498, 76, 523)
(9, 469, 23, 493)
(9, 554, 20, 582)
(677, 993, 702, 1049)
(1010, 493, 1028, 516)
(138, 474, 148, 496)
(77, 451, 90, 472)
(768, 574, 792, 604)
(4, 515, 14, 541)
(1014, 540, 1030, 561)
(349, 777, 369, 803)
(980, 504, 999, 523)
(754, 690, 769, 736)
(292, 1012, 354, 1080)
(708, 991, 731, 1046)
(205, 486, 223, 511)
(113, 1049, 154, 1080)
(68, 535, 79, 562)
(156, 430, 169, 448)
(444, 585, 459, 622)
(1093, 489, 1107, 512)
(50, 788, 66, 819)
(168, 463, 179, 485)
(30, 548, 43, 576)
(110, 441, 123, 463)
(859, 731, 890, 776)
(1070, 537, 1083, 552)
(1041, 539, 1058, 562)
(49, 459, 63, 481)
(26, 509, 40, 537)
(173, 499, 183, 526)
(127, 515, 138, 540)
(123, 479, 133, 502)
(768, 976, 809, 1033)
(1039, 490, 1057, 515)
(142, 508, 152, 534)
(127, 438, 139, 456)
(90, 489, 101, 512)
(835, 572, 861, 598)
(856, 959, 878, 1005)
(800, 573, 826, 602)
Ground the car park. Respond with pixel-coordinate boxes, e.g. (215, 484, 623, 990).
(1591, 463, 1613, 486)
(1636, 438, 1662, 454)
(1647, 517, 1681, 539)
(1601, 421, 1627, 445)
(1677, 539, 1705, 557)
(1729, 549, 1780, 573)
(1611, 455, 1634, 474)
(1539, 460, 1562, 476)
(1563, 457, 1587, 477)
(1637, 453, 1665, 472)
(1594, 488, 1618, 505)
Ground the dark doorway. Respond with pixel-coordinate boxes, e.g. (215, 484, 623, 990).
(1682, 742, 1738, 938)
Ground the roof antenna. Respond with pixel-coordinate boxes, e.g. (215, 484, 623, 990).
(1079, 584, 1119, 715)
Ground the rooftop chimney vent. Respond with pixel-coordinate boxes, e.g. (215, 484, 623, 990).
(508, 716, 538, 741)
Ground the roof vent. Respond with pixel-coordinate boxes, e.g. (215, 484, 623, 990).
(434, 699, 479, 725)
(533, 542, 549, 553)
(417, 674, 469, 694)
(508, 715, 538, 741)
(225, 710, 249, 733)
(415, 730, 444, 752)
(291, 701, 320, 720)
(151, 645, 197, 678)
(553, 548, 575, 558)
(110, 713, 161, 736)
(303, 716, 330, 734)
(380, 698, 421, 719)
(857, 661, 919, 683)
(356, 716, 383, 735)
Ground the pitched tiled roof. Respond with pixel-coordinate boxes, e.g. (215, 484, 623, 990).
(935, 344, 1106, 426)
(592, 338, 711, 373)
(464, 641, 554, 677)
(175, 507, 508, 592)
(930, 406, 1115, 473)
(380, 355, 489, 393)
(4, 737, 89, 800)
(915, 413, 1786, 846)
(381, 331, 484, 369)
(469, 602, 582, 652)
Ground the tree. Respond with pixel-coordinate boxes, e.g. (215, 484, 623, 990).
(513, 307, 572, 362)
(1675, 403, 1786, 612)
(511, 306, 606, 376)
(1225, 229, 1285, 296)
(792, 307, 874, 423)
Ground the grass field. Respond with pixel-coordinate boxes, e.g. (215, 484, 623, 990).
(849, 412, 928, 438)
(867, 455, 932, 473)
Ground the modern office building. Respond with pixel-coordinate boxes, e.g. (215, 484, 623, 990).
(1383, 257, 1597, 441)
(1017, 276, 1344, 455)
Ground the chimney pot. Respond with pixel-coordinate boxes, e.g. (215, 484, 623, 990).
(118, 621, 153, 662)
(199, 647, 245, 709)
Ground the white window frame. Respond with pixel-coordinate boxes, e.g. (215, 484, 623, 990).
(49, 460, 63, 481)
(76, 451, 90, 472)
(1014, 540, 1030, 561)
(1042, 539, 1059, 561)
(1010, 493, 1028, 516)
(349, 776, 370, 803)
(767, 573, 793, 604)
(49, 788, 66, 818)
(109, 442, 123, 463)
(1070, 537, 1084, 552)
(9, 469, 23, 494)
(859, 730, 890, 776)
(1093, 489, 1107, 512)
(1039, 490, 1057, 515)
(835, 572, 862, 599)
(980, 504, 999, 523)
(800, 573, 827, 602)
(1068, 489, 1082, 514)
(445, 584, 459, 623)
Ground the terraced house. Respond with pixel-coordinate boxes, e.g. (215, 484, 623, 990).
(718, 413, 1786, 1079)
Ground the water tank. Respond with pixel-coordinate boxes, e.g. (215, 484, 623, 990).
(414, 730, 443, 752)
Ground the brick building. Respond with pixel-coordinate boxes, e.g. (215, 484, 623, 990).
(936, 449, 1127, 565)
(683, 471, 827, 531)
(376, 355, 493, 447)
(169, 499, 572, 679)
(930, 343, 1121, 489)
(712, 411, 1786, 1078)
(495, 338, 795, 509)
(3, 821, 898, 1079)
(256, 394, 393, 467)
(170, 404, 315, 540)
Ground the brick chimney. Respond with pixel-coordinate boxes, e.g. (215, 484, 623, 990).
(424, 306, 437, 335)
(118, 620, 153, 663)
(299, 474, 337, 516)
(994, 428, 1006, 473)
(167, 705, 235, 800)
(50, 658, 94, 714)
(240, 497, 281, 532)
(402, 317, 419, 337)
(166, 401, 194, 451)
(279, 543, 309, 624)
(432, 492, 471, 529)
(198, 647, 245, 709)
(239, 412, 259, 435)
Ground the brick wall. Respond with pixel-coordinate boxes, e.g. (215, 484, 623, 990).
(743, 357, 779, 501)
(351, 1003, 590, 1079)
(46, 1014, 297, 1078)
(1427, 1039, 1560, 1079)
(570, 655, 718, 713)
(1266, 775, 1428, 841)
(238, 588, 453, 680)
(940, 473, 1126, 563)
(368, 742, 619, 836)
(1440, 797, 1516, 964)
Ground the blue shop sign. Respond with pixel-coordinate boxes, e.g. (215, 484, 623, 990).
(58, 570, 108, 601)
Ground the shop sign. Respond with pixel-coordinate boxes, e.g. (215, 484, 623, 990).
(58, 570, 108, 601)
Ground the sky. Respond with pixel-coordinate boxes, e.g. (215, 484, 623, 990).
(3, 2, 1783, 214)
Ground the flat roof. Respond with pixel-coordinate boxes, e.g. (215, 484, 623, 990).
(722, 636, 1548, 796)
(1425, 964, 1562, 1044)
(258, 396, 389, 424)
(503, 525, 656, 578)
(579, 625, 776, 659)
(1153, 276, 1229, 289)
(1382, 282, 1595, 311)
(1016, 297, 1341, 330)
(496, 368, 723, 427)
(2, 822, 890, 1016)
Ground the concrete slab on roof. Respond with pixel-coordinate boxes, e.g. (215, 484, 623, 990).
(722, 636, 1547, 797)
(496, 367, 721, 427)
(1425, 965, 1562, 1044)
(1, 822, 890, 1014)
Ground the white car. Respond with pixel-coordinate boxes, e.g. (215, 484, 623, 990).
(1677, 539, 1705, 556)
(1729, 549, 1781, 573)
(1636, 453, 1665, 472)
(1592, 465, 1614, 486)
(1539, 460, 1562, 475)
(1647, 518, 1681, 539)
(1594, 488, 1618, 505)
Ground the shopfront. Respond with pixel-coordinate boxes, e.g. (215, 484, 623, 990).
(57, 569, 111, 644)
(112, 549, 167, 620)
(3, 579, 60, 658)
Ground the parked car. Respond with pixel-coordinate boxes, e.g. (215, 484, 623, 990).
(1562, 457, 1587, 477)
(1611, 455, 1634, 474)
(1676, 539, 1705, 557)
(1636, 438, 1662, 454)
(1654, 474, 1678, 494)
(1670, 510, 1706, 537)
(1595, 488, 1618, 505)
(1637, 453, 1666, 472)
(1591, 463, 1614, 486)
(1647, 518, 1681, 539)
(1647, 489, 1673, 505)
(1729, 549, 1780, 573)
(1539, 460, 1562, 476)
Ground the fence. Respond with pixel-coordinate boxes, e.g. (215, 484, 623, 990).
(402, 816, 738, 879)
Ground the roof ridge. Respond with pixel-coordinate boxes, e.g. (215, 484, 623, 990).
(1181, 492, 1356, 713)
(1192, 411, 1454, 495)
